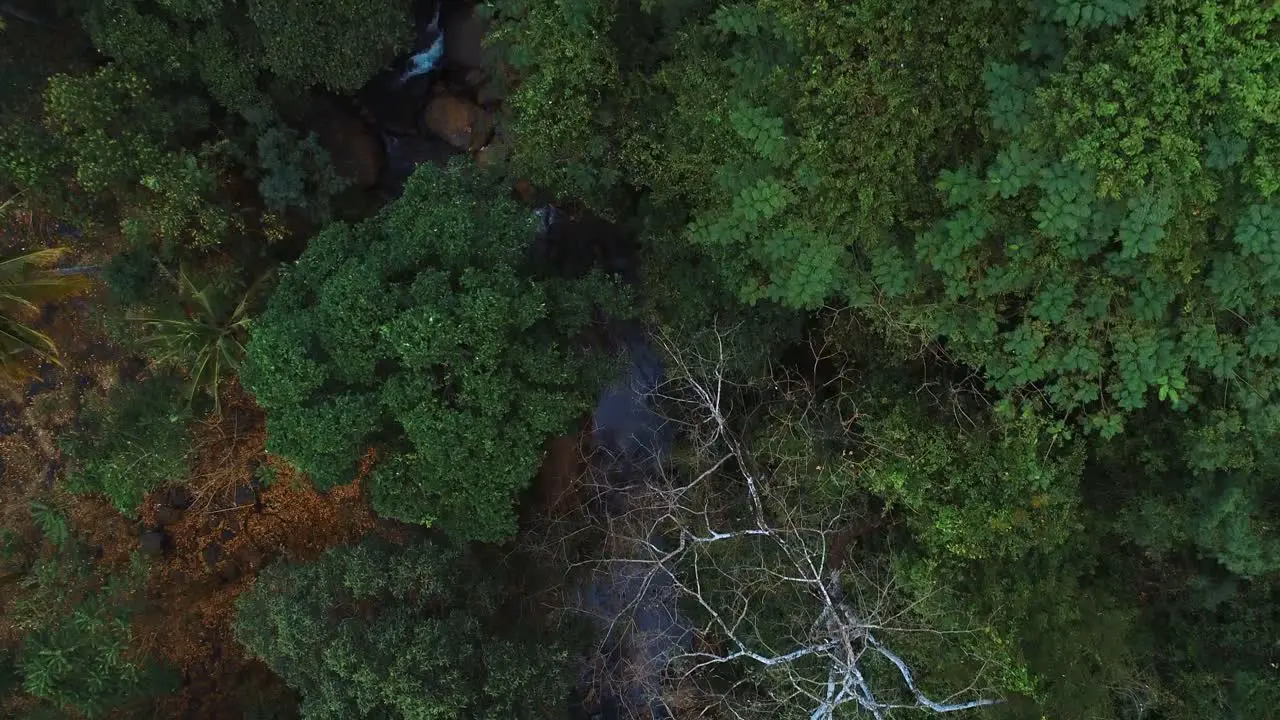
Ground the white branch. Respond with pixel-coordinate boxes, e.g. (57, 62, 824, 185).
(567, 325, 1002, 719)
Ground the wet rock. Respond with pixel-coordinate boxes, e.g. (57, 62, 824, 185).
(444, 5, 487, 69)
(164, 486, 193, 509)
(463, 68, 485, 90)
(422, 93, 491, 150)
(140, 531, 167, 557)
(203, 542, 223, 568)
(218, 562, 242, 583)
(381, 132, 458, 192)
(233, 483, 256, 506)
(237, 548, 265, 573)
(155, 505, 182, 526)
(362, 71, 432, 134)
(313, 101, 384, 188)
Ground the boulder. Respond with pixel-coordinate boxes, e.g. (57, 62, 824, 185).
(233, 483, 256, 506)
(140, 530, 167, 557)
(313, 102, 384, 188)
(476, 76, 507, 107)
(163, 486, 192, 508)
(444, 5, 487, 70)
(203, 542, 223, 568)
(422, 93, 492, 151)
(155, 505, 182, 526)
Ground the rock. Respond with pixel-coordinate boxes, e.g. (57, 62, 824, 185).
(155, 505, 182, 526)
(140, 531, 167, 557)
(203, 542, 223, 568)
(313, 101, 384, 188)
(444, 5, 487, 69)
(422, 93, 492, 151)
(476, 77, 506, 107)
(164, 486, 193, 509)
(233, 483, 256, 506)
(381, 132, 459, 188)
(237, 548, 265, 573)
(218, 563, 242, 583)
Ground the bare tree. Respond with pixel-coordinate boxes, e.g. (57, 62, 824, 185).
(561, 325, 1003, 719)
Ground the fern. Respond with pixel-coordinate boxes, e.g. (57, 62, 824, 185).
(729, 104, 788, 163)
(1040, 0, 1145, 29)
(28, 502, 68, 549)
(1117, 190, 1175, 258)
(711, 4, 767, 38)
(983, 62, 1038, 135)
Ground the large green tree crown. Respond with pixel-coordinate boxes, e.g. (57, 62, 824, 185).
(242, 163, 624, 542)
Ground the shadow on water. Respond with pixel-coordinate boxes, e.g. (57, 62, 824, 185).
(537, 210, 690, 720)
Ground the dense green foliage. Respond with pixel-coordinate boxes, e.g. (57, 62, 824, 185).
(492, 1, 1280, 717)
(245, 0, 414, 93)
(5, 531, 172, 718)
(242, 116, 350, 223)
(60, 375, 193, 516)
(77, 0, 413, 105)
(1, 0, 1278, 717)
(234, 537, 573, 719)
(243, 162, 623, 541)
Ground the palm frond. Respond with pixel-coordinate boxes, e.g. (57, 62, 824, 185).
(0, 320, 59, 358)
(0, 247, 71, 280)
(0, 247, 94, 384)
(130, 270, 269, 414)
(0, 276, 94, 310)
(0, 192, 23, 219)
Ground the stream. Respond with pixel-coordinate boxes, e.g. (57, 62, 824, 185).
(577, 324, 691, 720)
(365, 5, 693, 715)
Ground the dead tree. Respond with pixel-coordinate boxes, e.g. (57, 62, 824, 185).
(569, 326, 1002, 719)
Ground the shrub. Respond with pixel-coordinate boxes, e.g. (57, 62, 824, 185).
(61, 374, 193, 516)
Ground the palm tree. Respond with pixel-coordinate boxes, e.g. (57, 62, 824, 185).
(130, 268, 263, 413)
(0, 246, 93, 384)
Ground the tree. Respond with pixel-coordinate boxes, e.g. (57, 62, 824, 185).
(129, 267, 267, 413)
(39, 64, 231, 249)
(557, 325, 1021, 719)
(487, 0, 627, 209)
(0, 246, 92, 384)
(246, 0, 414, 93)
(908, 1, 1280, 440)
(240, 114, 349, 223)
(77, 0, 414, 102)
(233, 537, 573, 720)
(241, 162, 625, 541)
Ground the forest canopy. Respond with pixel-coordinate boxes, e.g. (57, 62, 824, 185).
(0, 0, 1277, 719)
